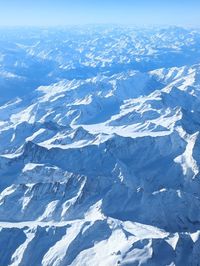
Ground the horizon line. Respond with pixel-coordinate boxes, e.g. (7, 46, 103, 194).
(0, 23, 199, 29)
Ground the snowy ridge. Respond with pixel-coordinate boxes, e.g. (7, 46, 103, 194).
(1, 26, 200, 265)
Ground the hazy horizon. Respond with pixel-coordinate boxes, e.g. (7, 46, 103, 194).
(0, 0, 199, 27)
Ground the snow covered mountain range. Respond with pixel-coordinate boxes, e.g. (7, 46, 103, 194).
(1, 26, 200, 265)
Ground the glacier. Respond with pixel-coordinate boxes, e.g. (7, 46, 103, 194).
(1, 26, 200, 265)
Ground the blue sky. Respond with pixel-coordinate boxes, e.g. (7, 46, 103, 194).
(0, 0, 199, 27)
